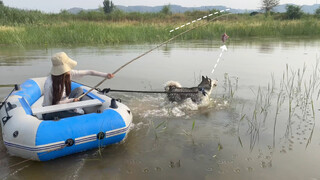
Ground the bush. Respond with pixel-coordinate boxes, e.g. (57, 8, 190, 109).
(78, 10, 105, 21)
(315, 7, 320, 18)
(160, 5, 172, 15)
(184, 10, 210, 20)
(286, 5, 303, 19)
(107, 9, 126, 21)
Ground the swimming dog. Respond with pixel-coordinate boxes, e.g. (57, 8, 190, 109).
(164, 76, 217, 103)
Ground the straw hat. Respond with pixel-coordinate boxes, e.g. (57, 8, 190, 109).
(50, 52, 77, 76)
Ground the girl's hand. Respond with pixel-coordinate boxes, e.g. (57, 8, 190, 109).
(73, 98, 80, 102)
(107, 73, 114, 79)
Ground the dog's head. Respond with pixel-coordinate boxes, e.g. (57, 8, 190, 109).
(198, 76, 218, 91)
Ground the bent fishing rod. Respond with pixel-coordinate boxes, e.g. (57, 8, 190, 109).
(78, 13, 231, 99)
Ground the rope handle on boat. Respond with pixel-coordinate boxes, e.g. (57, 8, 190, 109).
(0, 84, 19, 110)
(1, 85, 19, 126)
(77, 13, 231, 100)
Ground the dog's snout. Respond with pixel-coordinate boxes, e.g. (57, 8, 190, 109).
(213, 80, 218, 86)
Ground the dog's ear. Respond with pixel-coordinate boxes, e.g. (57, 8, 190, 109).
(202, 76, 205, 80)
(206, 76, 208, 80)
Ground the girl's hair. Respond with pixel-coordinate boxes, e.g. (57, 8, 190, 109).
(52, 73, 71, 105)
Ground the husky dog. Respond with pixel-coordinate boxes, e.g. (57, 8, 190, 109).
(164, 76, 218, 103)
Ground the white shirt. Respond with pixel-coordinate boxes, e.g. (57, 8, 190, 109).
(42, 70, 108, 106)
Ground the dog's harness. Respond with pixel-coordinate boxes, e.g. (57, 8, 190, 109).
(198, 87, 207, 96)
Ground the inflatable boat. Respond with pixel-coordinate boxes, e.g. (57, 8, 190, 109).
(0, 77, 132, 161)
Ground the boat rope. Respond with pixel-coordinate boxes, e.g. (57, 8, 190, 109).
(0, 144, 68, 179)
(77, 13, 232, 100)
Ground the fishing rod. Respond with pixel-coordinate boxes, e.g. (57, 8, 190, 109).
(78, 13, 232, 99)
(0, 84, 17, 88)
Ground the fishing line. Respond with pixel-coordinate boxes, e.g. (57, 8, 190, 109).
(169, 9, 230, 33)
(78, 13, 232, 99)
(211, 45, 227, 74)
(211, 13, 230, 75)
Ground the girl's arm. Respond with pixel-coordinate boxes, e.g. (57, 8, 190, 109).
(57, 98, 74, 104)
(42, 77, 53, 106)
(71, 70, 114, 79)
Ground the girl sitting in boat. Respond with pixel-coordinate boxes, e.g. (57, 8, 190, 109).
(42, 52, 114, 120)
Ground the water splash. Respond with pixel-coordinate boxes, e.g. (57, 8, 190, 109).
(129, 93, 231, 118)
(130, 122, 147, 132)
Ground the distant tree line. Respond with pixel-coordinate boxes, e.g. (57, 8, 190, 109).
(259, 0, 320, 19)
(102, 1, 172, 15)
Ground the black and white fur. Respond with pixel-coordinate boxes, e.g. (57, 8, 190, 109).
(165, 76, 217, 103)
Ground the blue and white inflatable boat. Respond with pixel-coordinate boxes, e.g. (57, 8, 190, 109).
(0, 77, 132, 161)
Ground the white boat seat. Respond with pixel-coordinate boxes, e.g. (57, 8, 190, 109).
(32, 99, 102, 116)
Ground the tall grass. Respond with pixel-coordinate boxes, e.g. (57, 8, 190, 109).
(1, 17, 320, 46)
(0, 22, 173, 45)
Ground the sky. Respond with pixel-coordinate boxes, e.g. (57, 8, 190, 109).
(2, 0, 319, 13)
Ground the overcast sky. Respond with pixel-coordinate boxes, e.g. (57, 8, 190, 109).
(2, 0, 319, 13)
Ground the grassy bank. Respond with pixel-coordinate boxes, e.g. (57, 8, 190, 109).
(1, 17, 319, 46)
(0, 4, 320, 46)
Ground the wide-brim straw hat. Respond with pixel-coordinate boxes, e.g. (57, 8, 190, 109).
(50, 52, 77, 76)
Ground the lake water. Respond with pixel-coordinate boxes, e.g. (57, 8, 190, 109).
(1, 38, 320, 179)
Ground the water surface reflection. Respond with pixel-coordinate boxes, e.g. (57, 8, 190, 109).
(1, 39, 320, 179)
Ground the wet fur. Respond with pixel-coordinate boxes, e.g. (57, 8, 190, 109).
(165, 76, 217, 103)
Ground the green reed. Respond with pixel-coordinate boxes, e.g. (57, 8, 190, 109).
(245, 74, 276, 150)
(272, 87, 284, 148)
(181, 119, 196, 137)
(306, 100, 315, 148)
(237, 108, 246, 148)
(246, 59, 320, 151)
(151, 120, 167, 139)
(222, 73, 238, 101)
